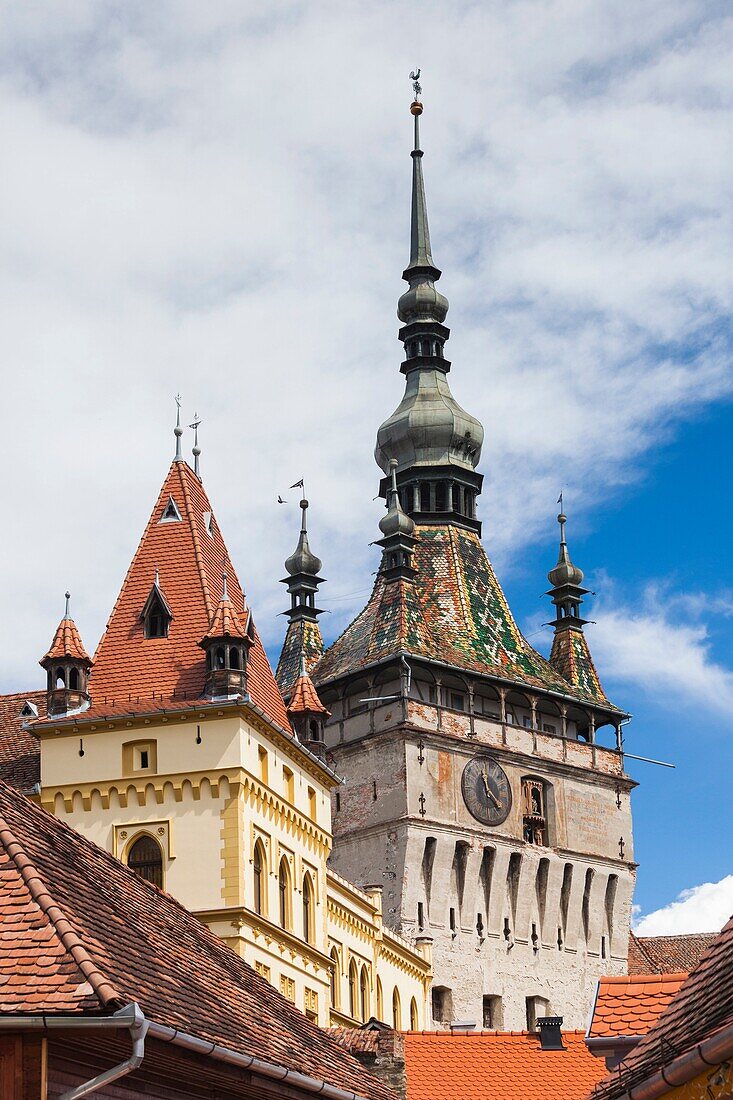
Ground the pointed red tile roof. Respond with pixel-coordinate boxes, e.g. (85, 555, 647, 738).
(288, 667, 329, 717)
(0, 691, 45, 790)
(86, 461, 289, 731)
(0, 779, 394, 1100)
(41, 616, 91, 666)
(202, 594, 248, 643)
(276, 619, 324, 698)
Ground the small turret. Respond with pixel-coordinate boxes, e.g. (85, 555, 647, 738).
(40, 593, 92, 717)
(287, 653, 330, 759)
(199, 573, 253, 699)
(377, 459, 417, 581)
(276, 492, 326, 697)
(547, 510, 590, 630)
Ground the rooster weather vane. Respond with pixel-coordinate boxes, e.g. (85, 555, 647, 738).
(410, 69, 422, 100)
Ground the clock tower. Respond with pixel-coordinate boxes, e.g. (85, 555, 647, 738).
(278, 89, 636, 1031)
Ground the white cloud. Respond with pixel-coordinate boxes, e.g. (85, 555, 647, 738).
(634, 875, 733, 935)
(589, 584, 733, 718)
(0, 2, 732, 688)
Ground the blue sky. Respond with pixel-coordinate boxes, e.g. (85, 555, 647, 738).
(0, 1, 731, 933)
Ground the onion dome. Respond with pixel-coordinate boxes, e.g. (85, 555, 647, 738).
(548, 513, 585, 589)
(379, 461, 416, 539)
(285, 499, 323, 577)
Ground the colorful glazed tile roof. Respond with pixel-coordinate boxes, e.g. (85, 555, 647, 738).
(288, 668, 329, 716)
(588, 974, 687, 1038)
(591, 915, 733, 1099)
(0, 691, 45, 790)
(43, 461, 289, 734)
(628, 930, 719, 975)
(41, 616, 91, 665)
(314, 524, 618, 711)
(277, 619, 324, 697)
(0, 778, 394, 1100)
(549, 628, 609, 706)
(403, 1031, 606, 1100)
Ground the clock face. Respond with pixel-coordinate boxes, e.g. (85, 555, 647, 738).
(461, 755, 512, 826)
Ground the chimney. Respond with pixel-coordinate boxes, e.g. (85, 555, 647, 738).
(537, 1016, 565, 1051)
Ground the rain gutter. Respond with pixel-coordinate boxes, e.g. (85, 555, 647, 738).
(615, 1020, 733, 1100)
(0, 1003, 147, 1100)
(0, 1007, 370, 1100)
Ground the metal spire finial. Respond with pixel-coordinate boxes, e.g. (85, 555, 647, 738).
(174, 394, 183, 461)
(299, 650, 307, 679)
(64, 591, 71, 619)
(222, 570, 229, 602)
(154, 567, 160, 587)
(189, 412, 202, 477)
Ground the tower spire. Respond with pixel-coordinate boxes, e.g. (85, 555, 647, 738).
(547, 505, 590, 630)
(174, 394, 183, 462)
(190, 413, 202, 477)
(374, 77, 484, 532)
(275, 490, 326, 697)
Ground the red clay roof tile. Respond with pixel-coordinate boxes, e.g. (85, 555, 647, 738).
(588, 973, 687, 1038)
(404, 1030, 606, 1100)
(0, 691, 45, 790)
(628, 930, 719, 975)
(288, 671, 329, 716)
(41, 617, 91, 665)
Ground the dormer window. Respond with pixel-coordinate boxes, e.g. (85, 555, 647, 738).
(18, 700, 38, 719)
(203, 511, 215, 538)
(159, 495, 182, 524)
(140, 582, 173, 639)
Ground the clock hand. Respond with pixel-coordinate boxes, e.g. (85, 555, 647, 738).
(481, 770, 501, 810)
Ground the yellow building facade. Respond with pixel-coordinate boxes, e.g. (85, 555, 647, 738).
(33, 453, 431, 1030)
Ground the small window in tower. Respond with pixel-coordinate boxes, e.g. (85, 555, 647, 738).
(420, 483, 431, 512)
(202, 510, 215, 538)
(159, 495, 182, 524)
(141, 585, 172, 640)
(139, 749, 149, 770)
(434, 483, 447, 511)
(18, 700, 38, 719)
(522, 778, 547, 846)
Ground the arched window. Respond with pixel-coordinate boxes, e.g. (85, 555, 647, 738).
(360, 966, 369, 1023)
(410, 998, 419, 1030)
(278, 858, 291, 930)
(127, 835, 163, 888)
(55, 667, 65, 688)
(229, 647, 240, 670)
(392, 987, 401, 1030)
(330, 948, 340, 1009)
(253, 841, 266, 915)
(302, 874, 314, 944)
(215, 646, 225, 669)
(522, 777, 551, 845)
(69, 667, 80, 690)
(349, 960, 358, 1020)
(376, 977, 384, 1021)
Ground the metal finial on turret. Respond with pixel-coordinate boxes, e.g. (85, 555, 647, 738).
(189, 412, 202, 477)
(222, 571, 229, 602)
(64, 591, 71, 619)
(174, 394, 183, 461)
(379, 458, 415, 539)
(299, 650, 307, 678)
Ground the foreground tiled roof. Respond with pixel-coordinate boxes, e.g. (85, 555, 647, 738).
(588, 974, 687, 1039)
(41, 616, 91, 665)
(591, 915, 733, 1099)
(0, 779, 393, 1100)
(0, 691, 45, 790)
(628, 930, 719, 975)
(314, 524, 617, 711)
(328, 1026, 381, 1054)
(63, 461, 289, 733)
(277, 619, 324, 697)
(404, 1031, 606, 1100)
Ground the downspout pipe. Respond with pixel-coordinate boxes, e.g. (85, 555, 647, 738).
(0, 1003, 147, 1100)
(618, 1020, 733, 1100)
